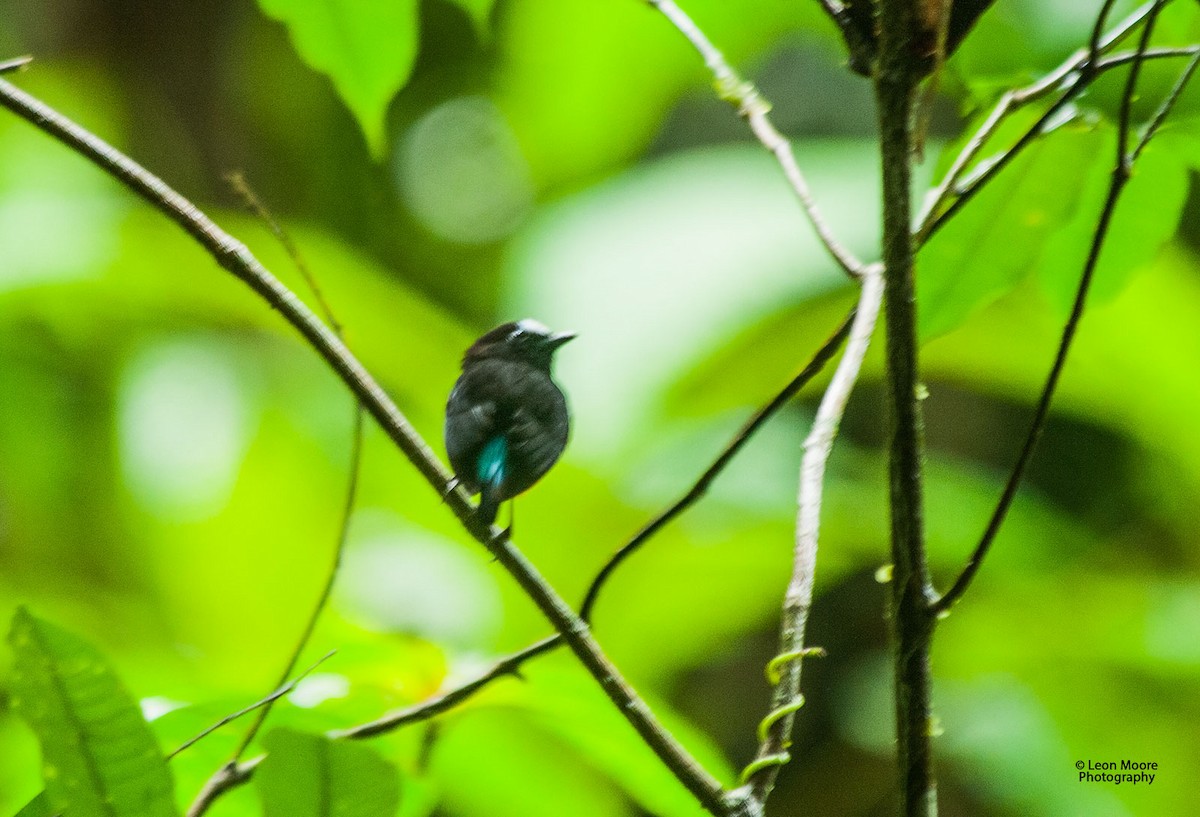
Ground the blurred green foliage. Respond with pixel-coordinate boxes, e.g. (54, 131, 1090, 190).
(3, 1, 1200, 816)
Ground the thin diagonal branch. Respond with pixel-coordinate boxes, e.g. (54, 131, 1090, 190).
(930, 47, 1195, 233)
(931, 0, 1173, 615)
(580, 307, 855, 621)
(227, 172, 344, 334)
(329, 636, 560, 740)
(1133, 51, 1200, 160)
(740, 265, 884, 807)
(648, 0, 869, 279)
(0, 55, 32, 74)
(0, 74, 728, 817)
(167, 651, 335, 759)
(1097, 45, 1200, 73)
(183, 639, 560, 816)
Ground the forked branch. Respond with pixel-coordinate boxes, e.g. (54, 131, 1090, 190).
(932, 0, 1182, 613)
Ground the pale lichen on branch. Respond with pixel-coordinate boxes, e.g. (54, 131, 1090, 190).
(648, 0, 869, 280)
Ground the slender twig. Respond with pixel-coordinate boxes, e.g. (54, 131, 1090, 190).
(0, 76, 728, 817)
(943, 43, 1200, 195)
(226, 172, 343, 334)
(186, 758, 261, 817)
(1089, 0, 1122, 59)
(647, 0, 868, 279)
(1114, 6, 1161, 161)
(0, 76, 451, 501)
(220, 172, 365, 763)
(932, 0, 1172, 615)
(1098, 45, 1200, 73)
(580, 308, 855, 621)
(167, 651, 336, 759)
(329, 636, 559, 739)
(740, 265, 884, 806)
(183, 640, 560, 815)
(913, 91, 1009, 238)
(1133, 51, 1200, 160)
(0, 55, 32, 74)
(183, 639, 561, 816)
(912, 0, 955, 160)
(914, 1, 1159, 242)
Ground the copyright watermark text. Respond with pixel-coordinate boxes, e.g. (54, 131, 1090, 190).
(1075, 759, 1158, 785)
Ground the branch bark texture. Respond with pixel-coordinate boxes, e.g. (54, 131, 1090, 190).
(875, 2, 937, 815)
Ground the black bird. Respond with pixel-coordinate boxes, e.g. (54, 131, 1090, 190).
(445, 319, 575, 526)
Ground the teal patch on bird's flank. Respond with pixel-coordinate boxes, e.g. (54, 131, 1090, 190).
(478, 436, 507, 489)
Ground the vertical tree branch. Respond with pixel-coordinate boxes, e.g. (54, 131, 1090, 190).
(875, 1, 937, 815)
(740, 265, 884, 808)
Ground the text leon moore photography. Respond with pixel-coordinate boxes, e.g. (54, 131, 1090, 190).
(1075, 759, 1158, 785)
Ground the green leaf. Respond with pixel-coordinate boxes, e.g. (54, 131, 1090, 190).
(256, 728, 400, 817)
(919, 118, 1109, 339)
(1036, 133, 1189, 315)
(6, 608, 178, 817)
(255, 0, 420, 159)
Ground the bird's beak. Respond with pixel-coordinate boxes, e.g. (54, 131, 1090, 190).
(548, 331, 576, 349)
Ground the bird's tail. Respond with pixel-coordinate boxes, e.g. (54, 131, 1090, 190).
(476, 436, 507, 526)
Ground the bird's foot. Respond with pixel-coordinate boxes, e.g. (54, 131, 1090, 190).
(486, 524, 512, 563)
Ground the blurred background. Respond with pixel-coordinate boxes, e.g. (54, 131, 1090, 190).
(2, 0, 1200, 815)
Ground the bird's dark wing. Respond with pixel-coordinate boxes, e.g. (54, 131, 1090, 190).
(503, 378, 569, 498)
(444, 368, 499, 493)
